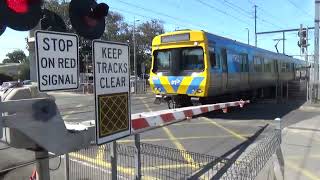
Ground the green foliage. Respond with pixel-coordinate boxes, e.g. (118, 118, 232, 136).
(43, 0, 165, 75)
(18, 58, 30, 80)
(2, 50, 27, 64)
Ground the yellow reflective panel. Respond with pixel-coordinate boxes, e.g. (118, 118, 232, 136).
(177, 76, 193, 94)
(159, 76, 175, 94)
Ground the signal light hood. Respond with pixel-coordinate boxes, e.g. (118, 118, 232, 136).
(69, 0, 109, 40)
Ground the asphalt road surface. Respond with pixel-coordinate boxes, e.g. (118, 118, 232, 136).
(0, 91, 315, 179)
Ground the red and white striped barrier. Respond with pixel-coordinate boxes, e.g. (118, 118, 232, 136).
(131, 100, 250, 133)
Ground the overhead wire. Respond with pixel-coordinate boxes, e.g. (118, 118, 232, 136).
(195, 0, 251, 26)
(243, 0, 289, 29)
(221, 0, 253, 17)
(116, 0, 208, 30)
(286, 0, 313, 17)
(110, 7, 190, 30)
(112, 0, 246, 41)
(197, 0, 286, 34)
(257, 6, 290, 28)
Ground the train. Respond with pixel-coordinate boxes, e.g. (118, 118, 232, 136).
(149, 30, 305, 108)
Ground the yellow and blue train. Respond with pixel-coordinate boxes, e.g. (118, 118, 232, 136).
(149, 30, 305, 108)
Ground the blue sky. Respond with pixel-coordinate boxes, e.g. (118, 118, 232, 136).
(0, 0, 314, 62)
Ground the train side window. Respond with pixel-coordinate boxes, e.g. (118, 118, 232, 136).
(264, 59, 272, 72)
(281, 62, 286, 72)
(209, 47, 220, 69)
(254, 56, 263, 72)
(286, 63, 291, 72)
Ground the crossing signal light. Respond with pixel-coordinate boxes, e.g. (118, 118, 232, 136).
(41, 9, 67, 32)
(69, 0, 109, 40)
(0, 0, 42, 31)
(298, 27, 308, 48)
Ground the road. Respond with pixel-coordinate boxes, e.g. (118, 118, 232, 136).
(0, 91, 316, 179)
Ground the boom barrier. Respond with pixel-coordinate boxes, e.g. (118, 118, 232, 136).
(131, 100, 249, 133)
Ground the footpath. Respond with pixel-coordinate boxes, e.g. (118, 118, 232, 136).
(260, 102, 320, 180)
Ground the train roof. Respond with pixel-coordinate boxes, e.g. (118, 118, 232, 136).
(153, 30, 304, 64)
(203, 31, 304, 63)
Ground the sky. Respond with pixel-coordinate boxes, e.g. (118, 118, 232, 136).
(0, 0, 315, 62)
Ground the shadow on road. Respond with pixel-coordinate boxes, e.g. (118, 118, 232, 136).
(202, 100, 317, 128)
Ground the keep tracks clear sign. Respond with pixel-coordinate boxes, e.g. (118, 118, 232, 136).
(93, 40, 130, 145)
(35, 30, 79, 92)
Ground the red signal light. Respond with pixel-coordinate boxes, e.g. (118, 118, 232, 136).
(6, 0, 29, 14)
(0, 0, 42, 31)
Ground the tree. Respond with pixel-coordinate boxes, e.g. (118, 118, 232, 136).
(135, 20, 164, 75)
(3, 50, 27, 64)
(41, 0, 165, 75)
(19, 56, 30, 80)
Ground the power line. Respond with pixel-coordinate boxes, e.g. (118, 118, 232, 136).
(110, 7, 189, 30)
(116, 0, 208, 30)
(114, 0, 246, 41)
(212, 0, 253, 19)
(223, 0, 252, 16)
(286, 0, 313, 17)
(258, 17, 283, 29)
(195, 0, 251, 26)
(220, 0, 286, 29)
(257, 6, 290, 28)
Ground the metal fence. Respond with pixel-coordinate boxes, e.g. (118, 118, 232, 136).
(130, 79, 148, 94)
(66, 129, 281, 180)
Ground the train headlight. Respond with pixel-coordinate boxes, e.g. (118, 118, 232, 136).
(154, 87, 161, 92)
(194, 42, 199, 46)
(196, 89, 203, 93)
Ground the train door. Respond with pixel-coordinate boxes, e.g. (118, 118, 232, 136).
(221, 48, 228, 92)
(240, 54, 249, 90)
(208, 46, 222, 95)
(226, 50, 241, 90)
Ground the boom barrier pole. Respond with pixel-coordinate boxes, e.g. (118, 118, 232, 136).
(35, 151, 50, 180)
(131, 100, 250, 133)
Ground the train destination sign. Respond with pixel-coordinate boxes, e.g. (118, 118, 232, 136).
(35, 31, 79, 92)
(93, 40, 130, 145)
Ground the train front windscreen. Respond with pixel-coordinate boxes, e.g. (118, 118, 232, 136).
(152, 47, 204, 75)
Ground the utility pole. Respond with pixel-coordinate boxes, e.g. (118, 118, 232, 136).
(254, 5, 257, 47)
(28, 24, 40, 82)
(282, 32, 285, 54)
(133, 17, 139, 94)
(314, 0, 320, 102)
(246, 28, 250, 45)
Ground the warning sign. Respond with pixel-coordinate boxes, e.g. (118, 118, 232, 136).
(93, 40, 130, 145)
(35, 31, 79, 92)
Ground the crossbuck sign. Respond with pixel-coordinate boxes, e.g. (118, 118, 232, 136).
(93, 40, 130, 145)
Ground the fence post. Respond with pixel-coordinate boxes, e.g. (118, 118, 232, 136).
(274, 118, 282, 143)
(134, 134, 142, 180)
(64, 153, 70, 180)
(111, 141, 118, 180)
(274, 117, 284, 179)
